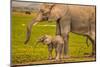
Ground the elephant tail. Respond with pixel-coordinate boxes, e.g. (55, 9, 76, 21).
(24, 20, 37, 44)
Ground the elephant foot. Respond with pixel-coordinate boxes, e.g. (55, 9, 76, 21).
(63, 55, 70, 59)
(87, 55, 96, 58)
(54, 59, 61, 62)
(91, 52, 96, 58)
(88, 52, 96, 57)
(84, 52, 96, 58)
(84, 53, 91, 57)
(48, 57, 53, 60)
(55, 56, 61, 61)
(55, 57, 59, 61)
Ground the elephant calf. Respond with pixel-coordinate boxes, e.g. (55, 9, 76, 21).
(37, 35, 64, 60)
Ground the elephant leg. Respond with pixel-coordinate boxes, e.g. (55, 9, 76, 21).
(92, 40, 96, 56)
(62, 33, 69, 58)
(91, 33, 96, 56)
(48, 49, 52, 60)
(56, 16, 71, 58)
(55, 47, 57, 59)
(55, 44, 64, 61)
(90, 32, 96, 56)
(48, 44, 53, 60)
(55, 48, 59, 60)
(87, 35, 96, 57)
(56, 20, 61, 35)
(55, 46, 60, 60)
(90, 39, 96, 56)
(59, 44, 63, 59)
(91, 37, 96, 56)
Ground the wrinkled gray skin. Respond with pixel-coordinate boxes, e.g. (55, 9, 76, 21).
(37, 35, 64, 60)
(24, 4, 96, 57)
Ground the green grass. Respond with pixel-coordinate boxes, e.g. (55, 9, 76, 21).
(12, 12, 94, 65)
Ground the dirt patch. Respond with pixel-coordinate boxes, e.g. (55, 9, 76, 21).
(11, 56, 95, 67)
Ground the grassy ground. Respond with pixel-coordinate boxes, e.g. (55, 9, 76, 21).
(12, 12, 95, 65)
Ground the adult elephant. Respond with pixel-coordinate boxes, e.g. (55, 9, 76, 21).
(24, 4, 96, 57)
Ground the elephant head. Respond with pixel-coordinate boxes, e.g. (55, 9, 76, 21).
(24, 4, 55, 44)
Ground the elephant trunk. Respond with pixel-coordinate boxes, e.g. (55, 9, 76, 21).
(24, 19, 38, 44)
(24, 12, 45, 44)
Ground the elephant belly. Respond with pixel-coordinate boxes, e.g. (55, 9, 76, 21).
(71, 25, 89, 34)
(71, 20, 90, 35)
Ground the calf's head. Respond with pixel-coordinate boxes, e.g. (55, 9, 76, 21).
(37, 35, 52, 45)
